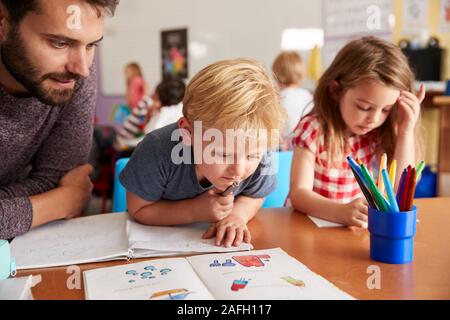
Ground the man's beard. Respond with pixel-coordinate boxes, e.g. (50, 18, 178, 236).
(1, 30, 83, 106)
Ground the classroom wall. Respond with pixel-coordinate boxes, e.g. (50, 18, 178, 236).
(96, 0, 449, 162)
(95, 0, 323, 125)
(392, 0, 449, 166)
(392, 0, 449, 79)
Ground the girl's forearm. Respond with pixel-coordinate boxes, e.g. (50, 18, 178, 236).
(290, 188, 342, 222)
(393, 131, 416, 189)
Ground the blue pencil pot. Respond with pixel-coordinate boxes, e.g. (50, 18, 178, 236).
(368, 206, 417, 264)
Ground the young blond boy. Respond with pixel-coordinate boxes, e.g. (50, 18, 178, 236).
(120, 59, 285, 247)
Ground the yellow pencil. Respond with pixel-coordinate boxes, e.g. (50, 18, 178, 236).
(389, 159, 397, 188)
(377, 153, 387, 194)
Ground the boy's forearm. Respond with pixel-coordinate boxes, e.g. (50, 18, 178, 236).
(231, 196, 264, 223)
(290, 188, 341, 221)
(30, 187, 71, 228)
(133, 198, 197, 226)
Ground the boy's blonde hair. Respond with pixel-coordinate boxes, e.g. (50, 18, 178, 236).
(272, 51, 305, 87)
(312, 36, 422, 166)
(183, 59, 286, 150)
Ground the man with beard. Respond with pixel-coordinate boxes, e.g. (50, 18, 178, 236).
(0, 0, 119, 239)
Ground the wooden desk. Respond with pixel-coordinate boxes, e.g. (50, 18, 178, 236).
(18, 198, 450, 300)
(432, 96, 450, 196)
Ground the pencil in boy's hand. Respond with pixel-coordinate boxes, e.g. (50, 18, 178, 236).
(220, 182, 240, 197)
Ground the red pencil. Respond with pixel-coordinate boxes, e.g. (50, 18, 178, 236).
(406, 168, 417, 211)
(401, 166, 412, 211)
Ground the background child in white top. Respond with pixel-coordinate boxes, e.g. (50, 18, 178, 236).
(272, 51, 313, 148)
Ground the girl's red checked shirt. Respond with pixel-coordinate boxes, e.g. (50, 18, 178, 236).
(291, 114, 380, 203)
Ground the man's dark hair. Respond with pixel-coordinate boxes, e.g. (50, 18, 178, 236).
(1, 0, 119, 25)
(156, 79, 186, 107)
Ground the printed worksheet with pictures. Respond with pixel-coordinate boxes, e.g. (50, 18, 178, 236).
(84, 257, 215, 300)
(84, 248, 354, 300)
(187, 248, 354, 300)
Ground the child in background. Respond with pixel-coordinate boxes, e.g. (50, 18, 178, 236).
(120, 59, 286, 247)
(144, 78, 185, 133)
(272, 51, 313, 149)
(125, 62, 148, 110)
(116, 78, 186, 149)
(289, 36, 425, 228)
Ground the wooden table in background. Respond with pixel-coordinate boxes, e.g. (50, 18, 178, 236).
(18, 198, 450, 300)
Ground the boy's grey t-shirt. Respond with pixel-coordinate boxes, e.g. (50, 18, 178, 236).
(119, 123, 276, 202)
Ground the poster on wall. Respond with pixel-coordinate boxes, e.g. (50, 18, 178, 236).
(161, 28, 188, 80)
(403, 0, 429, 33)
(441, 0, 450, 32)
(323, 0, 393, 68)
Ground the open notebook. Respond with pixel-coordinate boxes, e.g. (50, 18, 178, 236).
(84, 248, 354, 300)
(10, 213, 252, 270)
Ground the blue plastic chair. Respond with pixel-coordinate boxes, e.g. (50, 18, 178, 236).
(262, 151, 294, 208)
(112, 158, 130, 212)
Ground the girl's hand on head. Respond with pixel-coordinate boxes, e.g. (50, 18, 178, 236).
(340, 198, 368, 229)
(397, 84, 426, 134)
(202, 214, 251, 248)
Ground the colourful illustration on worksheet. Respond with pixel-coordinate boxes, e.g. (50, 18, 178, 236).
(232, 254, 271, 267)
(281, 276, 306, 287)
(125, 265, 172, 284)
(149, 288, 193, 300)
(208, 255, 271, 269)
(209, 259, 236, 267)
(230, 278, 251, 291)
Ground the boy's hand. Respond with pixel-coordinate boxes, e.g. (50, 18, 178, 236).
(192, 189, 234, 222)
(397, 84, 425, 134)
(58, 164, 93, 219)
(338, 198, 368, 228)
(202, 214, 251, 248)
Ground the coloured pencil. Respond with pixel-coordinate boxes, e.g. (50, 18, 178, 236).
(400, 166, 412, 211)
(382, 168, 399, 212)
(389, 160, 396, 188)
(350, 166, 378, 209)
(416, 161, 425, 181)
(378, 153, 387, 193)
(405, 168, 417, 211)
(347, 157, 365, 181)
(360, 164, 389, 211)
(396, 169, 407, 204)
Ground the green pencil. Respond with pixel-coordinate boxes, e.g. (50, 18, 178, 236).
(360, 164, 389, 212)
(416, 161, 426, 181)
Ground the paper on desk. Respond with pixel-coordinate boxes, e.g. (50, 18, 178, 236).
(307, 216, 344, 228)
(11, 213, 130, 270)
(0, 275, 40, 300)
(127, 219, 253, 256)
